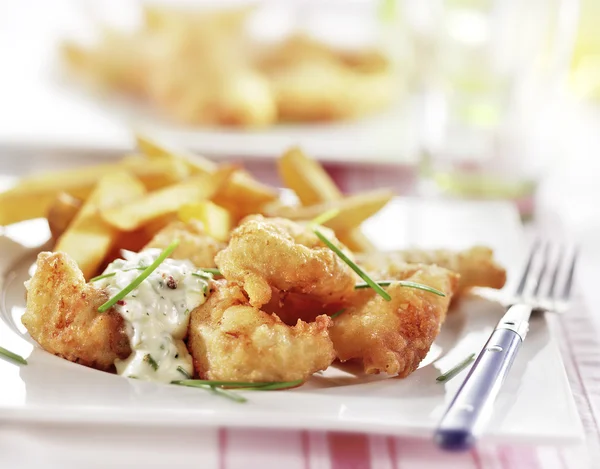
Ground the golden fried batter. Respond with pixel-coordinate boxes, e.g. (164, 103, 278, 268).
(144, 220, 224, 268)
(356, 246, 506, 292)
(188, 280, 335, 382)
(330, 263, 459, 376)
(215, 215, 356, 307)
(22, 252, 130, 371)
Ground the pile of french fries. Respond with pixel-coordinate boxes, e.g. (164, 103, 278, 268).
(0, 134, 394, 279)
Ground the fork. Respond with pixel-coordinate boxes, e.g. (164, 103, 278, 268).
(434, 240, 578, 451)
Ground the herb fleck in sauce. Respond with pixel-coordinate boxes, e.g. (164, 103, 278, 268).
(95, 249, 211, 383)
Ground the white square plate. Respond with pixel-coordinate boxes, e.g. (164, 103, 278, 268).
(0, 198, 583, 445)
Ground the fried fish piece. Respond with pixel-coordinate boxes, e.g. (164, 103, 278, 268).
(330, 263, 459, 376)
(215, 215, 356, 307)
(21, 252, 131, 371)
(188, 280, 335, 382)
(144, 220, 225, 268)
(356, 246, 506, 292)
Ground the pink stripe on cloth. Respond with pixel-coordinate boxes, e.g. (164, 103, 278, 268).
(386, 437, 398, 469)
(328, 432, 371, 469)
(219, 428, 227, 469)
(301, 431, 311, 469)
(496, 446, 543, 469)
(389, 436, 480, 469)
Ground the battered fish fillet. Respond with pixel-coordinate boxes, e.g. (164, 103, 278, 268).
(188, 280, 335, 382)
(356, 246, 506, 292)
(330, 264, 459, 376)
(215, 215, 356, 308)
(21, 252, 131, 371)
(144, 220, 225, 268)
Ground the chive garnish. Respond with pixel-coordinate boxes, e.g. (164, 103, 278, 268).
(243, 380, 303, 391)
(98, 240, 180, 312)
(177, 366, 192, 379)
(314, 229, 391, 301)
(200, 268, 221, 276)
(309, 208, 341, 227)
(191, 268, 220, 279)
(89, 267, 146, 282)
(355, 280, 446, 297)
(144, 354, 159, 371)
(207, 385, 248, 403)
(330, 308, 346, 319)
(436, 353, 476, 383)
(172, 380, 247, 403)
(0, 346, 27, 365)
(172, 379, 303, 390)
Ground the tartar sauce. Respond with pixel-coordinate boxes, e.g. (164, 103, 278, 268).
(94, 249, 211, 383)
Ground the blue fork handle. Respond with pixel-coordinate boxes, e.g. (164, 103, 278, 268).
(434, 326, 524, 451)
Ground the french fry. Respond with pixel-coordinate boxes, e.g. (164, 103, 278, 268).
(55, 172, 147, 279)
(101, 168, 233, 232)
(136, 132, 277, 215)
(47, 193, 81, 240)
(263, 189, 393, 232)
(212, 170, 278, 218)
(0, 157, 188, 226)
(337, 230, 378, 254)
(179, 201, 232, 242)
(278, 147, 342, 205)
(135, 132, 218, 174)
(277, 147, 377, 252)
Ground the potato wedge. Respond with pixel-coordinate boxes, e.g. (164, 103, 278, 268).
(47, 192, 81, 240)
(278, 147, 342, 205)
(101, 168, 233, 232)
(179, 201, 232, 242)
(212, 170, 278, 218)
(136, 133, 277, 215)
(263, 189, 393, 232)
(55, 172, 147, 279)
(337, 229, 378, 253)
(135, 133, 218, 174)
(277, 147, 377, 252)
(0, 157, 188, 226)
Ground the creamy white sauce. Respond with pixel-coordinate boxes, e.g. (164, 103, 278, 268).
(94, 249, 211, 383)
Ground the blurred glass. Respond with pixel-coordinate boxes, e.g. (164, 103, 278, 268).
(382, 0, 579, 213)
(570, 0, 600, 101)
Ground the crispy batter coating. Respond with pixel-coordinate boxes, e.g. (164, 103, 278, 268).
(215, 215, 356, 307)
(144, 220, 224, 268)
(356, 246, 506, 292)
(188, 280, 335, 382)
(262, 289, 344, 326)
(21, 252, 131, 371)
(330, 264, 459, 376)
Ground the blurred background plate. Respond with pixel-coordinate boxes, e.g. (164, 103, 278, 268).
(0, 0, 419, 165)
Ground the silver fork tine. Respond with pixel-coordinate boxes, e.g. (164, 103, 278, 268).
(532, 242, 551, 297)
(547, 244, 564, 300)
(561, 247, 579, 301)
(516, 240, 540, 296)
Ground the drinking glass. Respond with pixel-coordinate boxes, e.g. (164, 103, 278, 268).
(387, 0, 580, 215)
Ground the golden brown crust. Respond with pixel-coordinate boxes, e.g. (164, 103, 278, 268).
(144, 219, 225, 268)
(21, 252, 130, 371)
(215, 215, 356, 308)
(356, 246, 506, 292)
(329, 264, 459, 376)
(188, 280, 335, 382)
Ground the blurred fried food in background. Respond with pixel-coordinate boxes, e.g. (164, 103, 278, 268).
(62, 5, 396, 128)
